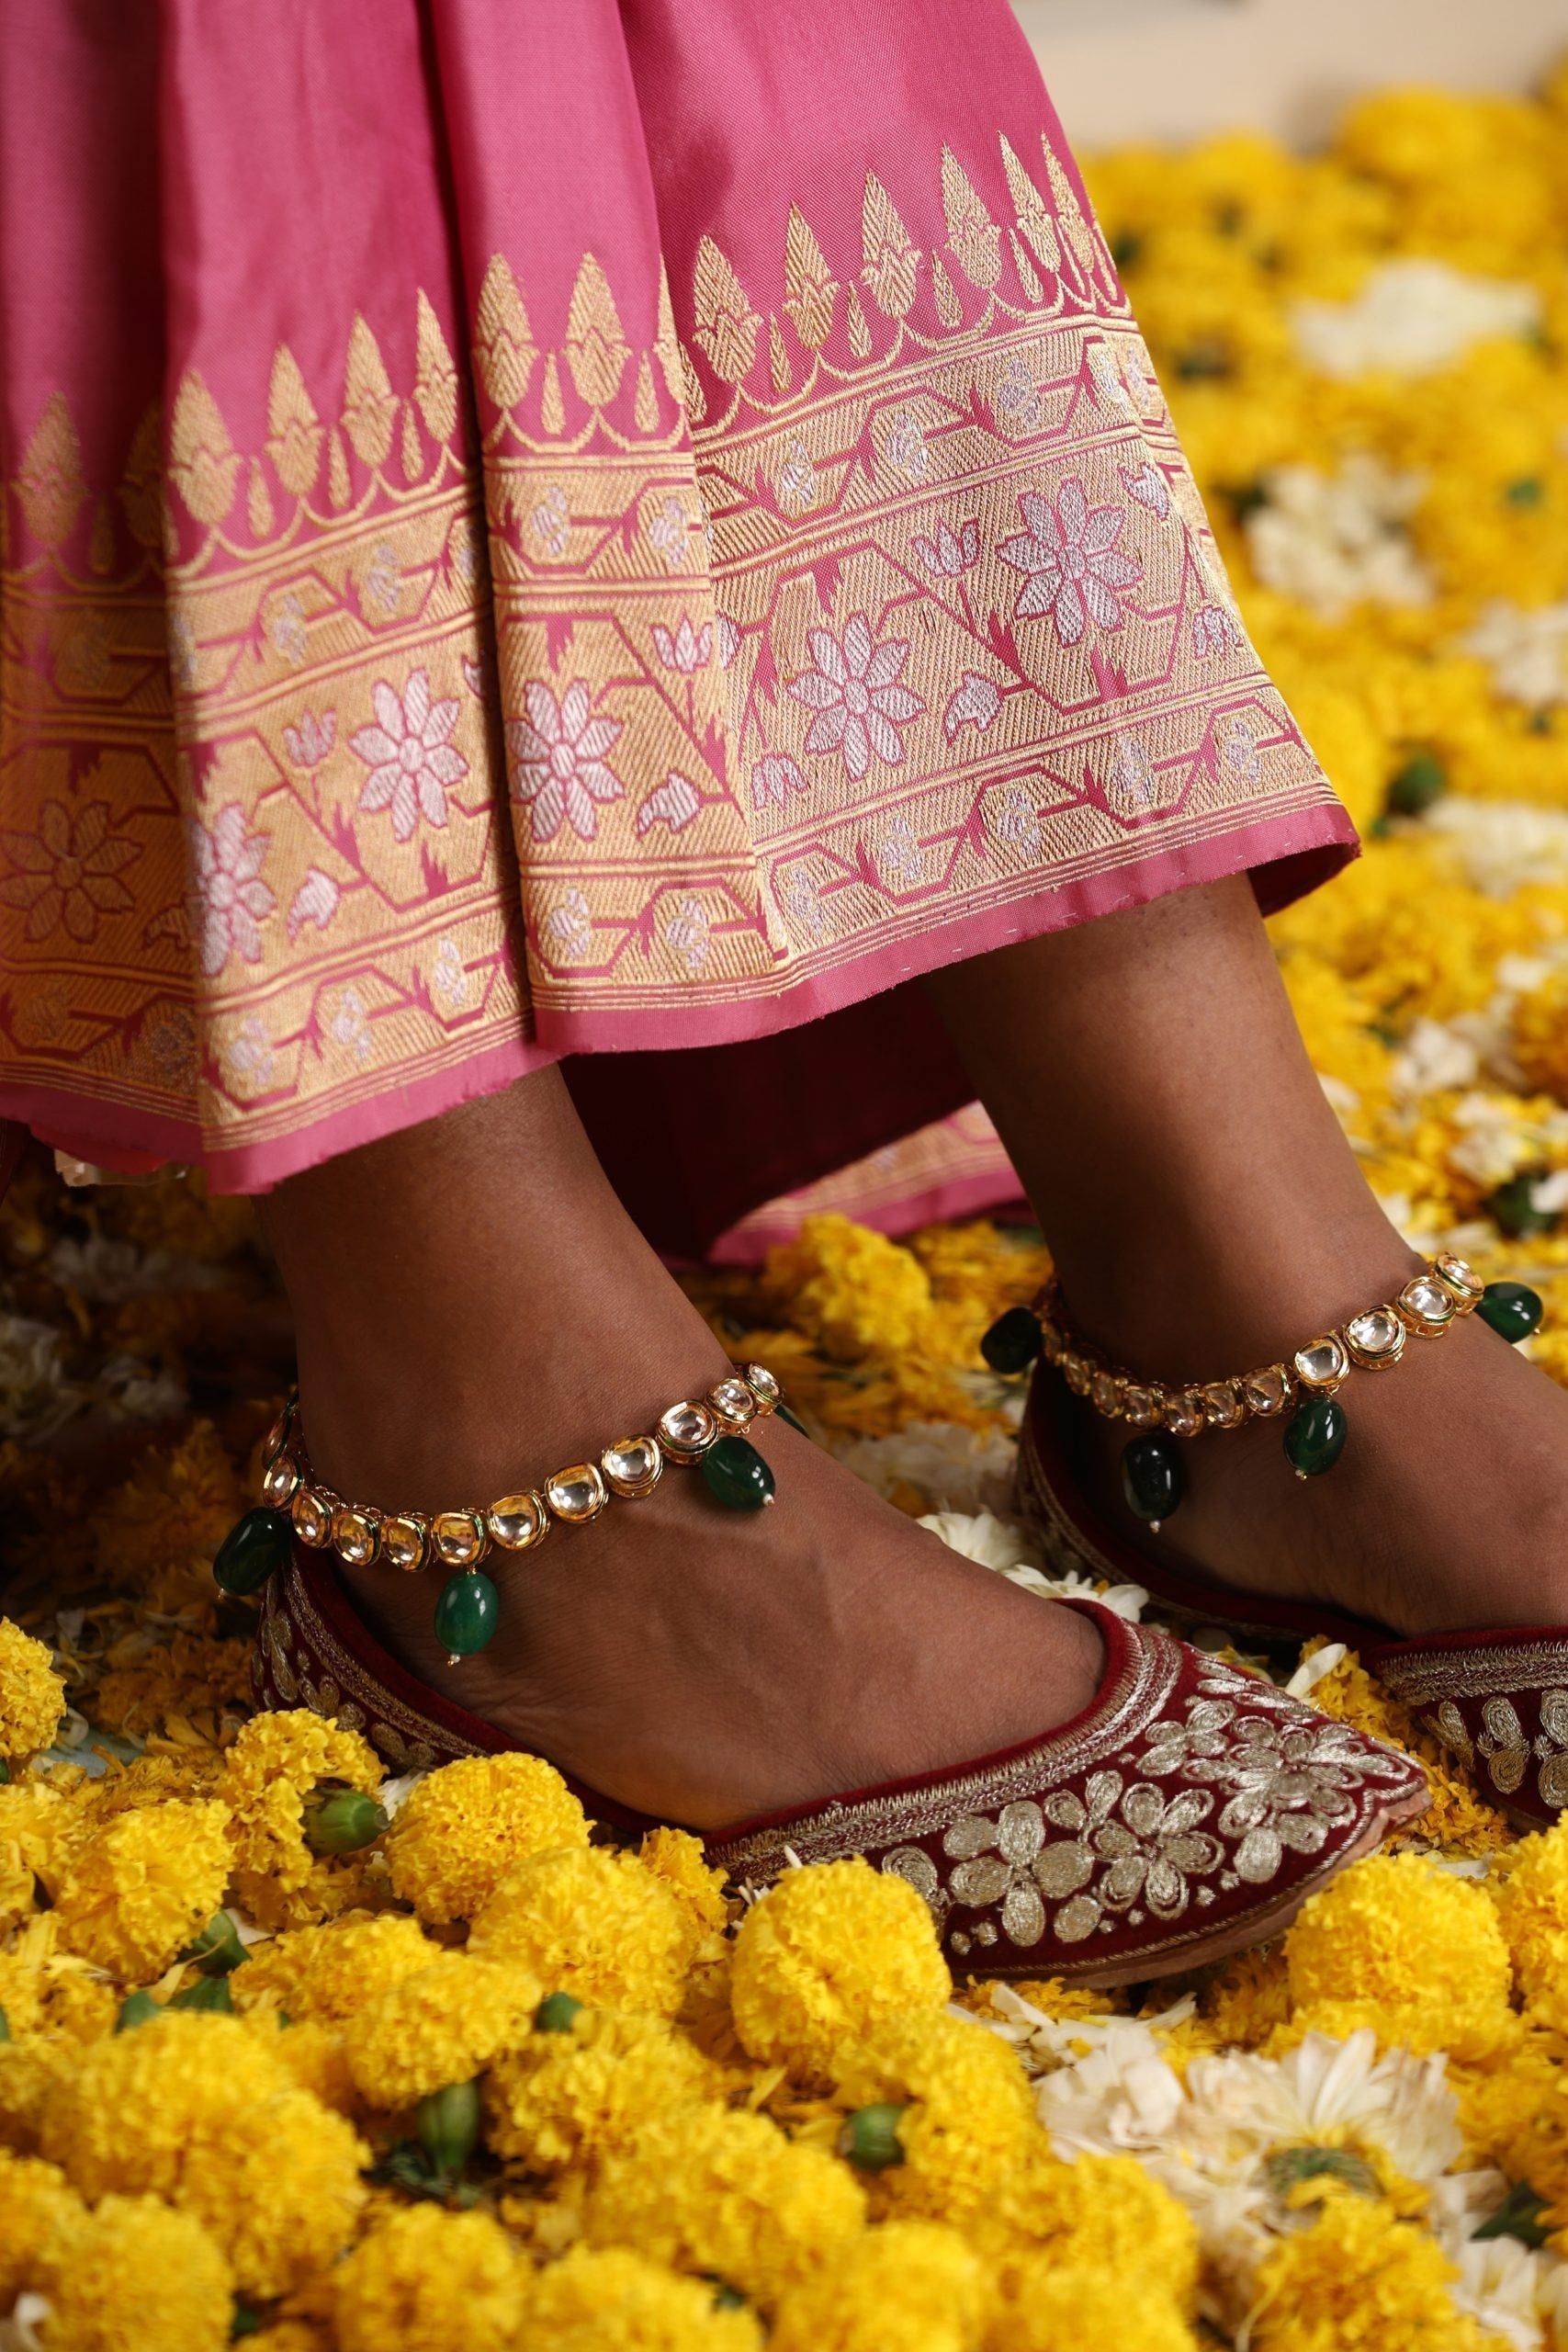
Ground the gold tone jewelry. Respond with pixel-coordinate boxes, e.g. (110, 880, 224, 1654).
(249, 1361, 785, 1663)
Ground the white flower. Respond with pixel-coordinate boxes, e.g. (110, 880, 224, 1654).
(919, 1508, 1043, 1575)
(785, 871, 830, 941)
(877, 815, 924, 884)
(350, 670, 468, 842)
(220, 1012, 274, 1088)
(999, 479, 1141, 644)
(531, 486, 570, 557)
(1391, 1015, 1482, 1100)
(1033, 2017, 1188, 2154)
(1121, 462, 1170, 519)
(1292, 258, 1542, 380)
(914, 518, 980, 576)
(832, 1419, 1020, 1515)
(651, 616, 713, 674)
(751, 754, 809, 809)
(507, 681, 624, 842)
(429, 936, 469, 1013)
(1460, 600, 1568, 709)
(647, 495, 693, 568)
(776, 438, 818, 511)
(1090, 345, 1133, 414)
(1243, 455, 1432, 621)
(944, 672, 1002, 741)
(287, 867, 339, 943)
(1178, 2030, 1462, 2188)
(1222, 716, 1263, 786)
(1102, 737, 1164, 817)
(664, 895, 709, 975)
(787, 613, 924, 780)
(881, 406, 929, 479)
(637, 773, 702, 835)
(269, 594, 307, 666)
(988, 783, 1041, 856)
(281, 709, 336, 768)
(361, 539, 400, 616)
(186, 804, 275, 977)
(545, 889, 592, 962)
(1192, 603, 1243, 659)
(992, 353, 1042, 433)
(329, 987, 372, 1066)
(716, 614, 741, 668)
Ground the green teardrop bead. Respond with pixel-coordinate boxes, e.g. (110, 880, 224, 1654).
(1121, 1432, 1185, 1524)
(980, 1306, 1043, 1374)
(536, 1992, 584, 2034)
(700, 1434, 775, 1511)
(1283, 1392, 1348, 1477)
(433, 1569, 501, 1657)
(839, 2103, 908, 2171)
(1478, 1280, 1543, 1343)
(212, 1507, 295, 1596)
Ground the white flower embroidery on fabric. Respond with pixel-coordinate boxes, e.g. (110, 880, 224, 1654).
(914, 518, 980, 577)
(269, 594, 308, 667)
(287, 867, 339, 943)
(989, 784, 1042, 857)
(1223, 714, 1264, 786)
(362, 540, 400, 616)
(651, 617, 713, 674)
(993, 352, 1042, 434)
(877, 815, 924, 885)
(429, 936, 470, 1013)
(447, 517, 479, 586)
(187, 804, 276, 978)
(1193, 603, 1244, 659)
(786, 872, 830, 941)
(531, 486, 570, 558)
(776, 438, 818, 512)
(220, 1013, 274, 1090)
(1120, 462, 1170, 520)
(882, 406, 930, 480)
(351, 670, 468, 842)
(787, 613, 924, 782)
(1103, 739, 1161, 819)
(330, 986, 373, 1067)
(282, 710, 336, 769)
(715, 614, 741, 669)
(999, 479, 1143, 645)
(943, 671, 1001, 740)
(461, 655, 489, 701)
(750, 754, 810, 810)
(546, 889, 592, 963)
(506, 681, 625, 842)
(647, 496, 693, 570)
(637, 773, 702, 835)
(1090, 345, 1134, 414)
(664, 894, 710, 975)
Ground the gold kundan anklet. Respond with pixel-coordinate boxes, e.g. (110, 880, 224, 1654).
(981, 1255, 1543, 1529)
(212, 1362, 789, 1659)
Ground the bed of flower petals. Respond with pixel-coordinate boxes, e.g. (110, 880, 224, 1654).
(3, 63, 1568, 2352)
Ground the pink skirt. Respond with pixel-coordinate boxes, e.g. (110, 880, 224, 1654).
(0, 0, 1351, 1254)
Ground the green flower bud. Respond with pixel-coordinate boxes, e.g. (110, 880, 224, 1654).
(415, 2078, 483, 2179)
(300, 1782, 388, 1856)
(170, 1973, 234, 2014)
(180, 1910, 248, 1975)
(230, 2302, 262, 2339)
(1475, 2181, 1551, 2248)
(535, 1991, 583, 2034)
(0, 2004, 9, 2041)
(115, 1990, 162, 2033)
(838, 2103, 907, 2171)
(1263, 2144, 1377, 2200)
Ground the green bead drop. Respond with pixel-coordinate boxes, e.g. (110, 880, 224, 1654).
(1121, 1432, 1185, 1525)
(433, 1568, 501, 1657)
(1284, 1392, 1348, 1478)
(700, 1434, 775, 1511)
(212, 1506, 295, 1596)
(1477, 1280, 1543, 1344)
(980, 1305, 1043, 1375)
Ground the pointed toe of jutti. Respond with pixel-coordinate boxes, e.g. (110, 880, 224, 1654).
(1016, 1364, 1568, 1836)
(253, 1549, 1426, 1986)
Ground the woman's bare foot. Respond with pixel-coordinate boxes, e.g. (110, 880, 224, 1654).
(258, 1069, 1102, 1829)
(929, 874, 1568, 1642)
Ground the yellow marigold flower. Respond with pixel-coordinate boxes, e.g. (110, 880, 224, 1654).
(469, 1845, 699, 2018)
(761, 1215, 935, 1363)
(1297, 1648, 1510, 1859)
(0, 2147, 84, 2304)
(39, 2011, 367, 2299)
(234, 1911, 434, 2024)
(216, 1710, 384, 1894)
(730, 1856, 949, 2085)
(51, 1796, 231, 1981)
(485, 2006, 721, 2172)
(32, 2191, 233, 2352)
(0, 2041, 63, 2154)
(333, 2203, 527, 2352)
(978, 2148, 1201, 2313)
(523, 2245, 763, 2350)
(771, 2219, 986, 2352)
(1453, 2038, 1568, 2230)
(1284, 1852, 1516, 2064)
(1495, 1815, 1568, 2019)
(1198, 1945, 1293, 2051)
(243, 2011, 360, 2117)
(983, 2261, 1198, 2352)
(584, 2105, 866, 2312)
(832, 2010, 1036, 2225)
(244, 2329, 329, 2352)
(343, 1950, 539, 2107)
(0, 1621, 64, 1762)
(0, 1781, 87, 1931)
(1248, 2191, 1497, 2351)
(639, 1826, 733, 1934)
(384, 1751, 588, 1925)
(92, 1421, 245, 1620)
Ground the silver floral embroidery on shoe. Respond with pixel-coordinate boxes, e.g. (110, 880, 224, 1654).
(1143, 1713, 1380, 1883)
(942, 1798, 1058, 1945)
(942, 1772, 1224, 1947)
(1473, 1690, 1568, 1808)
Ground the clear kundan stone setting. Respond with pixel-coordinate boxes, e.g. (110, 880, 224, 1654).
(1201, 1381, 1246, 1429)
(1040, 1320, 1067, 1364)
(291, 1486, 334, 1546)
(262, 1453, 300, 1506)
(487, 1492, 550, 1550)
(1165, 1389, 1205, 1438)
(601, 1437, 663, 1498)
(1122, 1385, 1164, 1429)
(545, 1464, 608, 1523)
(1063, 1354, 1093, 1396)
(1090, 1371, 1123, 1416)
(741, 1363, 781, 1410)
(708, 1378, 758, 1429)
(1435, 1251, 1484, 1306)
(382, 1514, 429, 1572)
(1345, 1307, 1405, 1368)
(659, 1401, 718, 1461)
(331, 1504, 381, 1567)
(1293, 1335, 1348, 1390)
(1241, 1364, 1291, 1417)
(262, 1405, 294, 1466)
(1398, 1273, 1458, 1333)
(431, 1510, 487, 1567)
